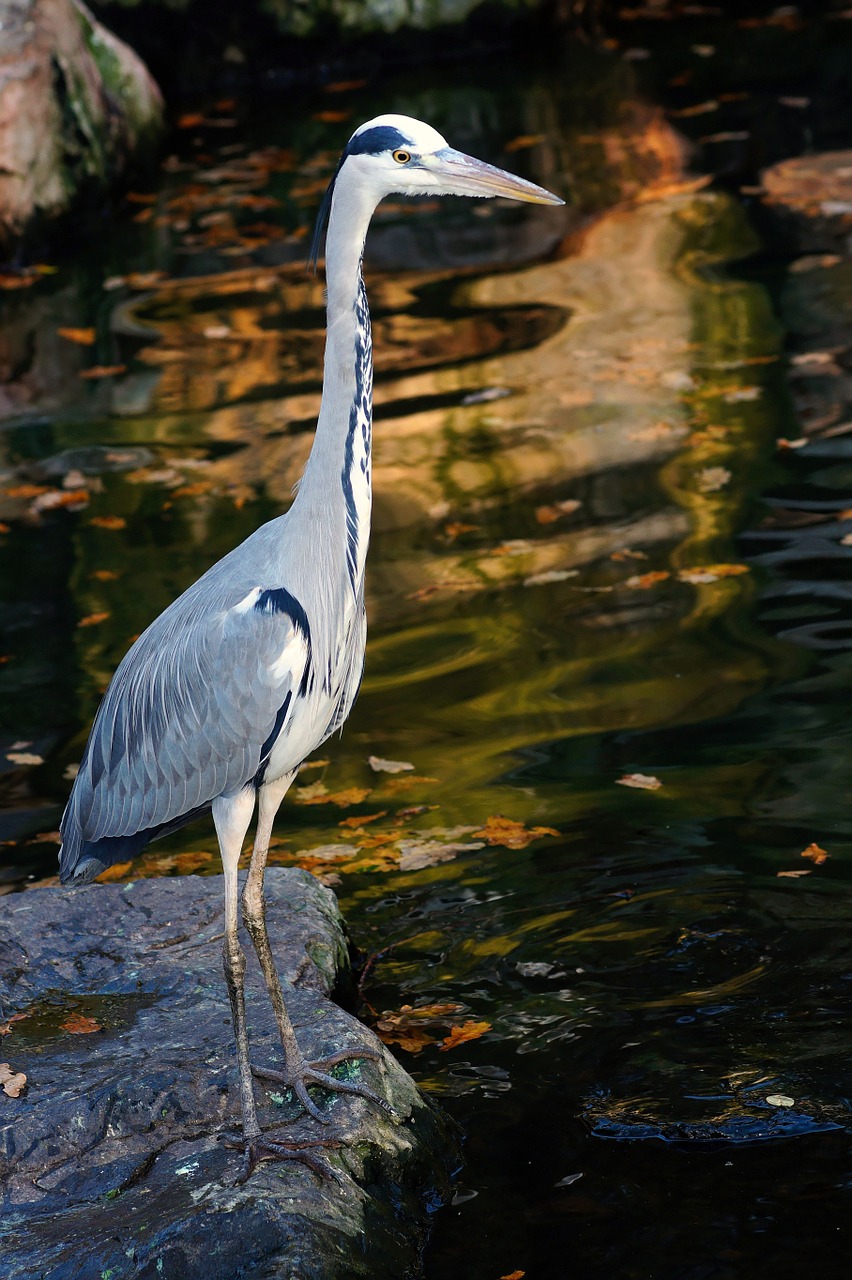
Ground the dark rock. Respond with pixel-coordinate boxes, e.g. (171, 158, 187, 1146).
(0, 870, 458, 1279)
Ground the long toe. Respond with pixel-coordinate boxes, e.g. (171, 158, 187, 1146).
(234, 1134, 344, 1186)
(251, 1045, 398, 1123)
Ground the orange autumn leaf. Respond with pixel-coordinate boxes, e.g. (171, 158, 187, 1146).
(177, 112, 205, 128)
(624, 570, 670, 590)
(323, 79, 368, 92)
(61, 1012, 102, 1034)
(339, 811, 388, 829)
(57, 326, 96, 346)
(439, 1020, 491, 1051)
(313, 110, 352, 123)
(500, 1272, 527, 1280)
(95, 860, 134, 882)
(473, 815, 559, 850)
(504, 134, 545, 152)
(91, 569, 120, 581)
(801, 842, 829, 865)
(89, 515, 126, 530)
(77, 611, 110, 628)
(79, 365, 126, 380)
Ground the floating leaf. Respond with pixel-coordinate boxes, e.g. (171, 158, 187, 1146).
(0, 1013, 29, 1037)
(616, 773, 662, 791)
(398, 839, 484, 872)
(89, 515, 126, 530)
(439, 1020, 491, 1051)
(624, 571, 670, 590)
(368, 756, 415, 774)
(339, 811, 387, 829)
(62, 1012, 102, 1035)
(777, 869, 811, 879)
(6, 751, 43, 766)
(766, 1094, 795, 1108)
(57, 327, 96, 346)
(6, 484, 49, 500)
(678, 563, 750, 584)
(79, 365, 127, 380)
(504, 134, 545, 152)
(297, 785, 371, 807)
(535, 499, 581, 524)
(0, 1064, 27, 1097)
(472, 816, 559, 850)
(77, 611, 111, 628)
(500, 1272, 527, 1280)
(801, 842, 829, 865)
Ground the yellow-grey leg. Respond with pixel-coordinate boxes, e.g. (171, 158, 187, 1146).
(214, 790, 338, 1182)
(241, 773, 394, 1124)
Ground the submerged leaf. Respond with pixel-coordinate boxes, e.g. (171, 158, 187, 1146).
(62, 1012, 102, 1035)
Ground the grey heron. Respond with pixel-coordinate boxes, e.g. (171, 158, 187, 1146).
(59, 114, 563, 1180)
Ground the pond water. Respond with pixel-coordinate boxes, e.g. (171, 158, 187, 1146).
(3, 12, 852, 1278)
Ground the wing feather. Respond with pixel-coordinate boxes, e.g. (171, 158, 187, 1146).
(59, 579, 312, 880)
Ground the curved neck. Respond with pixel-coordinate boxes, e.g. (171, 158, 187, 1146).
(295, 169, 380, 602)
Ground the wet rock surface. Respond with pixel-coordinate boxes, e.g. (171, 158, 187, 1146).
(0, 870, 457, 1279)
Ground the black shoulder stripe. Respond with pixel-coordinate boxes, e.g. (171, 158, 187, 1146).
(254, 588, 311, 642)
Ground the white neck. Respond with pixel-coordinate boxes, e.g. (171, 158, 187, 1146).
(294, 166, 380, 601)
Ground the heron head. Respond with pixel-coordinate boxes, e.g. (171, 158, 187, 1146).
(309, 113, 563, 270)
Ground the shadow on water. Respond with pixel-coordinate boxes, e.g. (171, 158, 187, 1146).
(3, 18, 852, 1279)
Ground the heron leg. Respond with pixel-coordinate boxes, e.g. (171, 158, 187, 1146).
(214, 790, 343, 1183)
(241, 774, 394, 1126)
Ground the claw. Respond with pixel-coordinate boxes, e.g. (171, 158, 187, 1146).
(218, 1130, 345, 1185)
(251, 1045, 399, 1124)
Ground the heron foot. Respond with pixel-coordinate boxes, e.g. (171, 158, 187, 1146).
(218, 1129, 345, 1185)
(251, 1044, 398, 1124)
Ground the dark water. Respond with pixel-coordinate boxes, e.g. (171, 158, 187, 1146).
(4, 11, 852, 1277)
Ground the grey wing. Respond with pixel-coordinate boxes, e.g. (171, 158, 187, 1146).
(59, 584, 311, 875)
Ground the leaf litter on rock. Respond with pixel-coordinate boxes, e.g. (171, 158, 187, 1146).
(0, 1064, 26, 1097)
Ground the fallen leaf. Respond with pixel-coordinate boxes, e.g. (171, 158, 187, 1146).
(297, 785, 372, 807)
(77, 611, 110, 628)
(678, 563, 750, 584)
(91, 569, 120, 581)
(339, 811, 387, 829)
(6, 484, 50, 500)
(439, 1020, 491, 1051)
(766, 1094, 795, 1107)
(500, 1272, 527, 1280)
(444, 521, 479, 540)
(801, 842, 829, 865)
(616, 773, 662, 790)
(6, 751, 43, 766)
(0, 1064, 27, 1097)
(398, 839, 485, 871)
(79, 365, 127, 380)
(623, 571, 670, 590)
(0, 1013, 29, 1036)
(61, 1012, 102, 1035)
(323, 79, 368, 92)
(670, 100, 719, 117)
(697, 466, 731, 493)
(368, 756, 415, 774)
(777, 869, 811, 878)
(535, 499, 581, 524)
(504, 134, 545, 152)
(177, 112, 205, 128)
(313, 109, 352, 123)
(89, 515, 126, 530)
(376, 1001, 465, 1053)
(57, 326, 97, 346)
(473, 816, 559, 850)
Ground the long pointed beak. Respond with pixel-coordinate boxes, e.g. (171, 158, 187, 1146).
(429, 147, 564, 206)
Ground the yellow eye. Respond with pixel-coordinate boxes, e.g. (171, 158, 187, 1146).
(392, 149, 411, 164)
